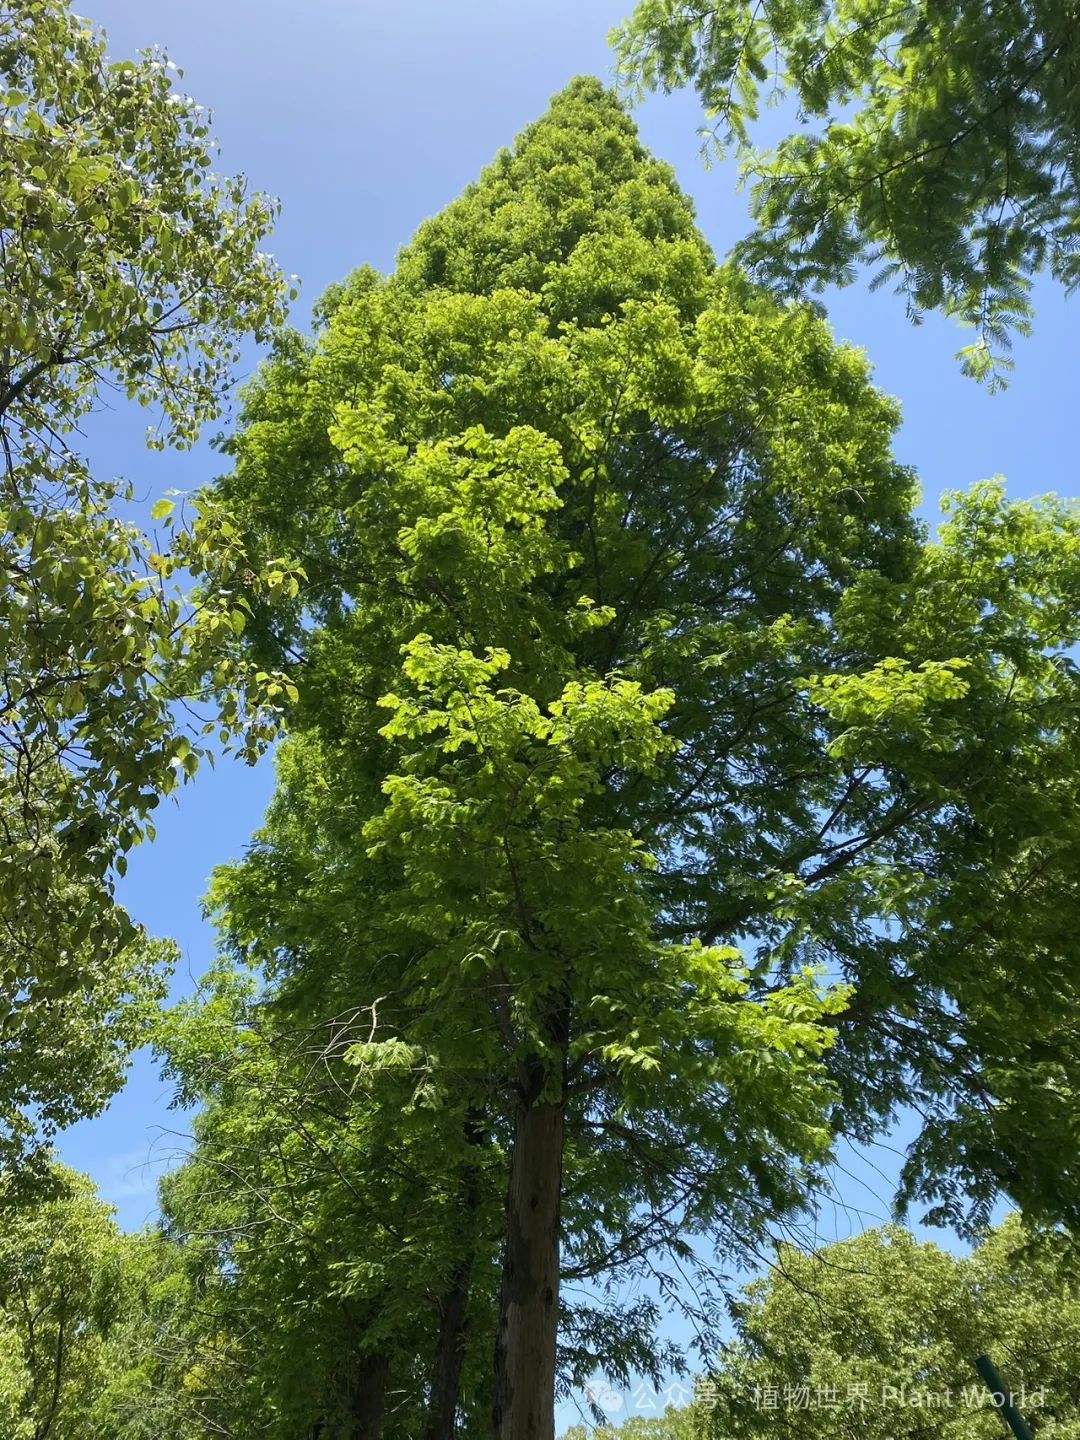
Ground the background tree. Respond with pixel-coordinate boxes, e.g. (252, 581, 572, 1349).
(0, 1162, 127, 1440)
(0, 0, 301, 1166)
(564, 1412, 695, 1440)
(153, 956, 500, 1440)
(88, 1227, 223, 1440)
(612, 0, 1080, 385)
(205, 75, 1080, 1440)
(0, 1164, 238, 1440)
(693, 1216, 1080, 1438)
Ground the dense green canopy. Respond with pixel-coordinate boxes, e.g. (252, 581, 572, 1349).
(150, 77, 1080, 1437)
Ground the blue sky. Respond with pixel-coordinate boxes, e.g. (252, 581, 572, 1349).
(53, 0, 1073, 1402)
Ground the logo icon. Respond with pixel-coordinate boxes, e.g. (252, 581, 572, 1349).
(584, 1380, 624, 1413)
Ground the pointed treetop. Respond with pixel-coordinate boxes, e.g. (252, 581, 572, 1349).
(394, 76, 714, 319)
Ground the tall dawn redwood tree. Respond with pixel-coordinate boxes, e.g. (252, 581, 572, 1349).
(210, 79, 1080, 1440)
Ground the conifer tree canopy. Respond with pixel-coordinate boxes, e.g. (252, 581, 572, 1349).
(197, 77, 1080, 1438)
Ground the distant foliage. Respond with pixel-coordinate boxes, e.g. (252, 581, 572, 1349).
(699, 1217, 1080, 1438)
(564, 1217, 1080, 1439)
(0, 1164, 126, 1439)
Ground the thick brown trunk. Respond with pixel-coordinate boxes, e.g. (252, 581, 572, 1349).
(345, 1352, 389, 1440)
(424, 1255, 473, 1440)
(492, 1095, 565, 1440)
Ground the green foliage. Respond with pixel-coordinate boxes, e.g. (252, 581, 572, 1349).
(0, 1162, 229, 1440)
(153, 963, 498, 1438)
(88, 1227, 217, 1440)
(565, 1410, 696, 1440)
(168, 76, 1080, 1426)
(0, 0, 292, 443)
(691, 1216, 1080, 1438)
(612, 0, 1080, 384)
(0, 0, 303, 1164)
(0, 933, 170, 1174)
(0, 1162, 127, 1439)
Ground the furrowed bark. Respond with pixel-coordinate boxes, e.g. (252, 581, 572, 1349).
(492, 1089, 565, 1440)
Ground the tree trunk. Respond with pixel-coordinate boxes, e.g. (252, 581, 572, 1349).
(492, 1093, 565, 1440)
(425, 1254, 473, 1440)
(425, 1108, 486, 1440)
(345, 1352, 389, 1440)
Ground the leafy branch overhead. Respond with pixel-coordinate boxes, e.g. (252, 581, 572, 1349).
(612, 0, 1080, 384)
(0, 0, 301, 1167)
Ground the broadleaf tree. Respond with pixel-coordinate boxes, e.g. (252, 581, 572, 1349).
(699, 1217, 1080, 1438)
(153, 957, 501, 1440)
(611, 0, 1080, 385)
(0, 1162, 127, 1440)
(198, 78, 1080, 1440)
(0, 0, 303, 1166)
(0, 1161, 229, 1440)
(564, 1217, 1080, 1439)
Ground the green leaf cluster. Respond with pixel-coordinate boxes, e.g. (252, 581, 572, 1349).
(0, 0, 303, 1164)
(612, 0, 1080, 383)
